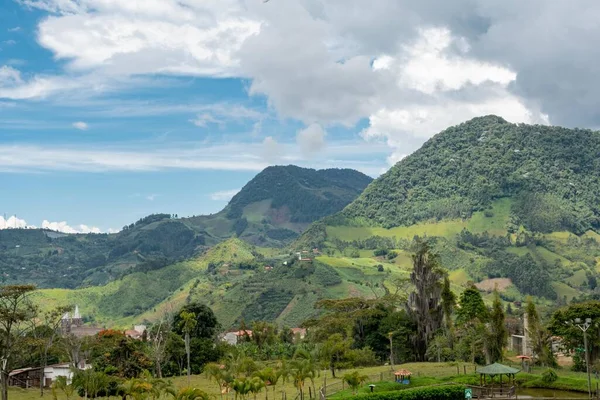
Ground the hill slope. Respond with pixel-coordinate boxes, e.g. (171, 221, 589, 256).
(341, 115, 600, 233)
(307, 116, 600, 302)
(1, 166, 371, 288)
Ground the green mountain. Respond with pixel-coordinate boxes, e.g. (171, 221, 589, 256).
(340, 115, 600, 232)
(1, 166, 371, 289)
(15, 116, 600, 329)
(309, 116, 600, 303)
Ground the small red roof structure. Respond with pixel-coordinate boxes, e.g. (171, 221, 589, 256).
(394, 369, 412, 376)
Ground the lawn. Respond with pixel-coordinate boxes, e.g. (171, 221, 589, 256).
(9, 361, 597, 400)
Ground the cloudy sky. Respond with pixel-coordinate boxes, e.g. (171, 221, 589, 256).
(0, 0, 596, 232)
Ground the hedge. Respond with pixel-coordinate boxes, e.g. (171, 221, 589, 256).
(337, 385, 465, 400)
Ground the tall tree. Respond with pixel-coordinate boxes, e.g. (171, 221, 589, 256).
(455, 285, 488, 363)
(456, 285, 488, 325)
(526, 298, 555, 366)
(0, 284, 36, 400)
(31, 305, 73, 396)
(487, 289, 507, 363)
(441, 277, 457, 346)
(179, 311, 197, 385)
(406, 239, 446, 360)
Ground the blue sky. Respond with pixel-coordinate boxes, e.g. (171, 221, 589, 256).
(0, 0, 595, 232)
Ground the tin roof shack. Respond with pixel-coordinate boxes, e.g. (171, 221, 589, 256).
(8, 367, 43, 389)
(9, 362, 90, 389)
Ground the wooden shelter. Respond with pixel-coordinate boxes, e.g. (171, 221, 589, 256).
(394, 369, 412, 384)
(476, 363, 519, 398)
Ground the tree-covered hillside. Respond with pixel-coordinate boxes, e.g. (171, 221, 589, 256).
(225, 165, 372, 222)
(341, 115, 600, 233)
(1, 166, 371, 288)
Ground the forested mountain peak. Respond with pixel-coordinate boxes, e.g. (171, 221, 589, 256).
(341, 116, 600, 233)
(225, 165, 372, 223)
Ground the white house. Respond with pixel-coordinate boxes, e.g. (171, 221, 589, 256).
(44, 362, 91, 387)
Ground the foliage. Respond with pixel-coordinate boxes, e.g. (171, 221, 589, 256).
(456, 286, 488, 325)
(343, 371, 368, 394)
(226, 166, 372, 222)
(338, 385, 464, 400)
(541, 368, 558, 384)
(173, 303, 220, 340)
(341, 116, 600, 233)
(406, 240, 445, 361)
(487, 290, 507, 363)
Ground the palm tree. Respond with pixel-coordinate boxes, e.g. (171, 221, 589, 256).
(51, 376, 74, 400)
(253, 367, 280, 400)
(290, 350, 317, 400)
(232, 378, 253, 400)
(166, 387, 210, 400)
(205, 363, 227, 399)
(342, 372, 368, 395)
(248, 377, 264, 400)
(179, 311, 197, 386)
(71, 369, 109, 400)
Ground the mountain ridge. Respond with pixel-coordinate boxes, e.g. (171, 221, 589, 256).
(1, 165, 372, 289)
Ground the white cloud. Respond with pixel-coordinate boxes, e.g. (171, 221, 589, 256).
(2, 40, 17, 46)
(0, 138, 389, 176)
(30, 0, 259, 76)
(8, 27, 21, 32)
(42, 220, 102, 234)
(190, 113, 222, 128)
(146, 194, 158, 201)
(0, 215, 116, 234)
(72, 121, 89, 130)
(296, 124, 326, 156)
(360, 27, 549, 162)
(260, 136, 284, 163)
(0, 215, 30, 229)
(209, 189, 240, 201)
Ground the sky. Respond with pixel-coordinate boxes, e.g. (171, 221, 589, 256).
(0, 0, 598, 233)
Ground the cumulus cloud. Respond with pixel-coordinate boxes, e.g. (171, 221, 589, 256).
(209, 189, 240, 201)
(42, 220, 101, 234)
(260, 136, 284, 163)
(72, 121, 89, 130)
(0, 215, 115, 234)
(0, 215, 30, 229)
(296, 124, 327, 156)
(10, 0, 600, 163)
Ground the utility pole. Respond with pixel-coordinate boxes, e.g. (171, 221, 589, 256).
(574, 318, 593, 399)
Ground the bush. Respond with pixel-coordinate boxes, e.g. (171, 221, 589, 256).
(340, 385, 464, 400)
(541, 368, 558, 384)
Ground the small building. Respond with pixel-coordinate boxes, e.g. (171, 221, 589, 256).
(125, 325, 147, 340)
(291, 328, 306, 340)
(220, 330, 253, 345)
(9, 361, 90, 389)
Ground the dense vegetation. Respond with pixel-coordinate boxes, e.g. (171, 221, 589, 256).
(226, 166, 372, 222)
(1, 166, 370, 289)
(341, 115, 600, 233)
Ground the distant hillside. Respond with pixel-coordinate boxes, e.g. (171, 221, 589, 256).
(341, 115, 600, 233)
(1, 166, 371, 288)
(32, 237, 395, 329)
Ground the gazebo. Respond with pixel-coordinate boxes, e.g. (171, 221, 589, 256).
(477, 363, 520, 398)
(394, 369, 412, 384)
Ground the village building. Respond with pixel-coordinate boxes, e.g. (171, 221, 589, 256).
(125, 325, 147, 340)
(61, 305, 103, 337)
(220, 329, 253, 345)
(9, 361, 91, 389)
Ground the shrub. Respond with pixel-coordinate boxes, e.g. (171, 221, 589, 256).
(541, 368, 558, 384)
(339, 385, 464, 400)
